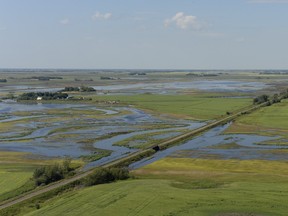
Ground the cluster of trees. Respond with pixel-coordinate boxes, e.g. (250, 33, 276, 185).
(74, 78, 93, 81)
(33, 159, 73, 186)
(253, 94, 269, 104)
(253, 90, 288, 105)
(79, 86, 96, 92)
(100, 76, 115, 80)
(84, 167, 129, 186)
(280, 89, 288, 99)
(129, 72, 146, 76)
(18, 92, 68, 100)
(0, 78, 7, 82)
(61, 86, 96, 92)
(62, 86, 80, 91)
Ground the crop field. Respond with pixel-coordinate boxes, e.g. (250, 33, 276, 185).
(21, 157, 288, 216)
(0, 152, 36, 196)
(92, 94, 251, 120)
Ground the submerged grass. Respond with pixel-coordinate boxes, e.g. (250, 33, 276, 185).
(114, 130, 184, 149)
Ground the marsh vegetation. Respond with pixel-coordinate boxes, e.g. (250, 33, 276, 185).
(1, 70, 288, 215)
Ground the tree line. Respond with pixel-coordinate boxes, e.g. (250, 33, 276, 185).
(18, 92, 68, 100)
(61, 86, 96, 92)
(253, 89, 288, 105)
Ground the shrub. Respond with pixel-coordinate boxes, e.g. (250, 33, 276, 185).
(84, 167, 129, 186)
(33, 158, 73, 186)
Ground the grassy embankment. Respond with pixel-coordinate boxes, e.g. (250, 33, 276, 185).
(225, 99, 288, 145)
(91, 94, 251, 120)
(18, 157, 288, 216)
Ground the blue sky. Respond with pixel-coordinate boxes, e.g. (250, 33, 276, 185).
(0, 0, 288, 69)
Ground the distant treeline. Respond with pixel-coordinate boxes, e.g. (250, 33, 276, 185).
(259, 70, 288, 75)
(61, 86, 96, 92)
(27, 76, 63, 81)
(129, 72, 146, 76)
(253, 89, 288, 105)
(0, 78, 7, 82)
(18, 92, 68, 100)
(100, 76, 118, 80)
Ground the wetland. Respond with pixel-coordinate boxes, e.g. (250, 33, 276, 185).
(1, 69, 288, 216)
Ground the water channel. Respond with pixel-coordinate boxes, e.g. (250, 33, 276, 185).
(1, 100, 287, 171)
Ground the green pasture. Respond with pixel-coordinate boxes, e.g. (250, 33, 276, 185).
(92, 94, 251, 120)
(21, 158, 288, 216)
(0, 152, 41, 199)
(0, 151, 83, 202)
(226, 99, 288, 140)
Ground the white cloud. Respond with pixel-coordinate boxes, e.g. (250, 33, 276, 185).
(60, 18, 69, 25)
(164, 12, 202, 30)
(92, 12, 112, 20)
(248, 0, 288, 3)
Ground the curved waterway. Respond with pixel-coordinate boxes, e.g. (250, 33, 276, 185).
(0, 101, 204, 159)
(83, 121, 205, 170)
(1, 101, 287, 171)
(129, 123, 288, 169)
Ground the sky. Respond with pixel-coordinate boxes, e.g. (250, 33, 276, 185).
(0, 0, 288, 70)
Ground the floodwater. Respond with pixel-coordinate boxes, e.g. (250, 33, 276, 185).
(129, 123, 288, 169)
(1, 80, 267, 95)
(0, 101, 203, 159)
(93, 80, 266, 94)
(1, 98, 285, 171)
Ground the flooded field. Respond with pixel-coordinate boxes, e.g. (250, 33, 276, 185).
(0, 73, 284, 170)
(0, 100, 202, 163)
(130, 123, 288, 169)
(1, 80, 268, 95)
(1, 98, 286, 171)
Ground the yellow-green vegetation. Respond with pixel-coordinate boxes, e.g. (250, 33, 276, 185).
(226, 99, 288, 144)
(92, 94, 251, 120)
(20, 158, 288, 216)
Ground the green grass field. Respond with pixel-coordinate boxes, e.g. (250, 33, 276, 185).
(21, 158, 288, 216)
(92, 94, 251, 120)
(226, 99, 288, 139)
(0, 165, 33, 196)
(0, 152, 42, 201)
(0, 151, 83, 202)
